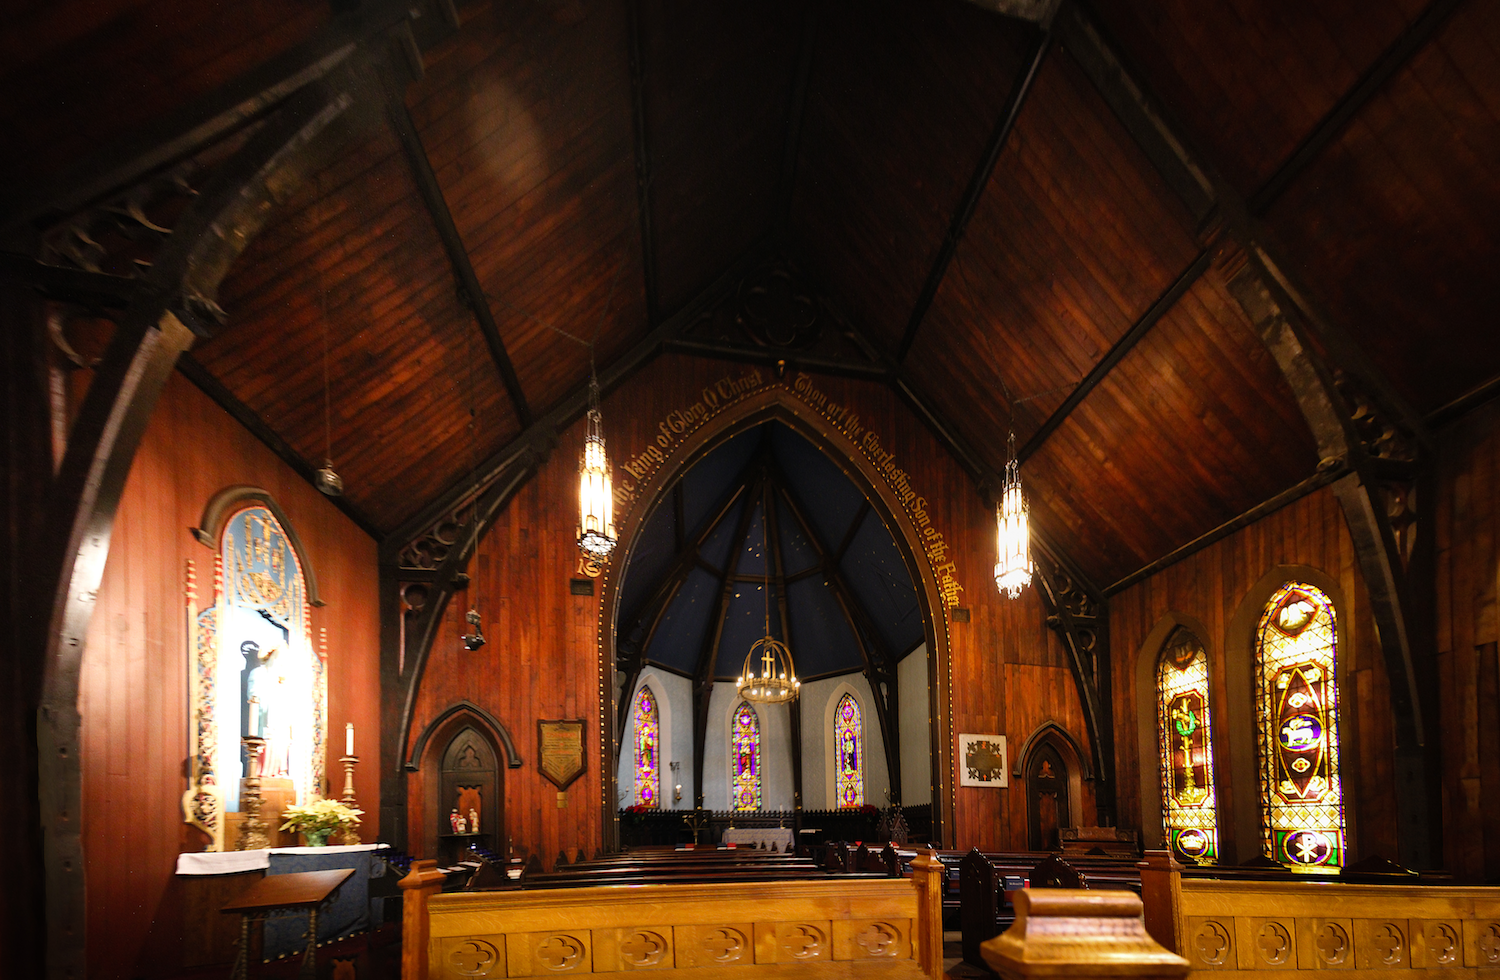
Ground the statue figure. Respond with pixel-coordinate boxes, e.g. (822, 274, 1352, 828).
(450, 808, 462, 834)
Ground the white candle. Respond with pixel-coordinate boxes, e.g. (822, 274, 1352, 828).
(346, 722, 355, 756)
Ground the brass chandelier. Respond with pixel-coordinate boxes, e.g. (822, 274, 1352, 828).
(737, 536, 799, 704)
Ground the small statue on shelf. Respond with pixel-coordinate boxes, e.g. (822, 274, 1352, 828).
(468, 807, 479, 834)
(456, 814, 468, 834)
(450, 808, 462, 834)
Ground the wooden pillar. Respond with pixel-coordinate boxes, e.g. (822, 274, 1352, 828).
(910, 848, 946, 979)
(399, 859, 446, 980)
(1136, 850, 1184, 954)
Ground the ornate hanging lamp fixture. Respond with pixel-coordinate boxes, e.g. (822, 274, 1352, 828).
(994, 430, 1033, 599)
(577, 368, 618, 559)
(737, 527, 799, 704)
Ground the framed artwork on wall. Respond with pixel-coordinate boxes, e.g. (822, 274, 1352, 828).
(959, 733, 1008, 788)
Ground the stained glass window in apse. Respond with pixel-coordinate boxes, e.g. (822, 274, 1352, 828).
(1156, 629, 1219, 864)
(1256, 583, 1345, 871)
(633, 686, 660, 807)
(732, 701, 761, 811)
(835, 693, 864, 807)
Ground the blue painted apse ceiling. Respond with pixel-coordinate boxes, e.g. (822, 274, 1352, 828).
(616, 422, 925, 681)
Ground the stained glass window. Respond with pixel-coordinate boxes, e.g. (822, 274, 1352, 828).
(1156, 629, 1218, 864)
(732, 701, 761, 811)
(835, 693, 864, 807)
(633, 686, 660, 807)
(1256, 583, 1345, 871)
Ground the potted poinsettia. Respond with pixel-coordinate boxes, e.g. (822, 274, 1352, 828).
(279, 798, 362, 847)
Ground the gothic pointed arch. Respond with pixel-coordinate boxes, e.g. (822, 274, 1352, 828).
(598, 387, 954, 849)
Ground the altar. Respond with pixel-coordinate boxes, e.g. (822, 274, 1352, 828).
(176, 844, 391, 962)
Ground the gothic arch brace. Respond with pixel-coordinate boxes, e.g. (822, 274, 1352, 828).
(34, 55, 389, 980)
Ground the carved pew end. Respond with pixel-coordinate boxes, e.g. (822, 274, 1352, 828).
(982, 889, 1189, 980)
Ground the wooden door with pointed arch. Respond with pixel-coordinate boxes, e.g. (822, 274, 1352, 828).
(1025, 742, 1069, 850)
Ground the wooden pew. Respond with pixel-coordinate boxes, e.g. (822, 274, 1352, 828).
(400, 852, 948, 979)
(1138, 851, 1500, 975)
(958, 850, 1144, 968)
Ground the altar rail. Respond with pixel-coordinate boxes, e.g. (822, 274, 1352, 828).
(1139, 853, 1500, 975)
(401, 856, 945, 979)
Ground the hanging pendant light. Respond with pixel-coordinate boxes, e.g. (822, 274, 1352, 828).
(994, 431, 1033, 599)
(577, 371, 617, 559)
(313, 175, 343, 497)
(737, 518, 799, 704)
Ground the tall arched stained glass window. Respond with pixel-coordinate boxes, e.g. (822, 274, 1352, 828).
(835, 693, 863, 807)
(1156, 629, 1218, 864)
(633, 686, 660, 807)
(732, 701, 761, 811)
(1256, 583, 1345, 871)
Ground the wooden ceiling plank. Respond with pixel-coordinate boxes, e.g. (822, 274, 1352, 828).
(175, 354, 381, 535)
(774, 2, 823, 236)
(383, 241, 765, 553)
(896, 29, 1051, 362)
(1249, 0, 1467, 214)
(626, 0, 660, 324)
(1018, 248, 1210, 462)
(380, 74, 533, 428)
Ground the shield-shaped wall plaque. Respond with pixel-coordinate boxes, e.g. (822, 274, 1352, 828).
(538, 720, 586, 791)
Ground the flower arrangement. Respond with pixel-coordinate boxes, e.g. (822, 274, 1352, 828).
(621, 803, 652, 826)
(858, 803, 880, 821)
(280, 798, 362, 846)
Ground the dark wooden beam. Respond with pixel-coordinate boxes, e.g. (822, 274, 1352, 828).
(175, 355, 382, 537)
(1104, 460, 1351, 596)
(896, 30, 1052, 363)
(662, 336, 889, 382)
(0, 254, 140, 310)
(1017, 247, 1211, 463)
(691, 466, 766, 809)
(625, 0, 660, 325)
(383, 241, 768, 554)
(378, 74, 533, 428)
(0, 0, 457, 234)
(775, 2, 822, 237)
(1427, 372, 1500, 430)
(1052, 4, 1216, 223)
(1248, 0, 1466, 215)
(775, 479, 903, 798)
(761, 481, 807, 808)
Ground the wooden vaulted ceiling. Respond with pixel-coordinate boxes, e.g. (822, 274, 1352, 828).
(7, 0, 1499, 589)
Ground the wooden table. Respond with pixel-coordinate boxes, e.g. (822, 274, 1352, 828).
(220, 868, 354, 980)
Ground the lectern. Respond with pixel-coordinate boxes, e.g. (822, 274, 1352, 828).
(220, 868, 354, 980)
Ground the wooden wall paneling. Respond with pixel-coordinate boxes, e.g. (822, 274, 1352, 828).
(78, 374, 380, 980)
(1108, 487, 1399, 867)
(1265, 2, 1500, 415)
(1433, 400, 1500, 880)
(401, 353, 1086, 859)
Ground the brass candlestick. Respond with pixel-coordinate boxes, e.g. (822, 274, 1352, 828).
(333, 754, 361, 845)
(237, 736, 273, 850)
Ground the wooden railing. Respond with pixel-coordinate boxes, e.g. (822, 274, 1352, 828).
(401, 853, 948, 979)
(1138, 851, 1500, 975)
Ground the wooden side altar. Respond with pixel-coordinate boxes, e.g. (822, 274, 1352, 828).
(221, 868, 354, 980)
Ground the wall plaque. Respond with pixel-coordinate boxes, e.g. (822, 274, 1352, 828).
(538, 720, 586, 791)
(959, 733, 1008, 788)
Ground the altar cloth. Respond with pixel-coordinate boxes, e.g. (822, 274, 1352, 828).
(175, 843, 386, 876)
